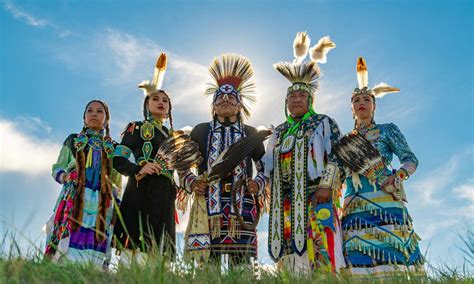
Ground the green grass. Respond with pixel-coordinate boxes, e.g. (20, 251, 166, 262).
(1, 228, 473, 283)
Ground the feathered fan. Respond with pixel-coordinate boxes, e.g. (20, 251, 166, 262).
(207, 129, 272, 181)
(136, 130, 203, 181)
(333, 132, 385, 185)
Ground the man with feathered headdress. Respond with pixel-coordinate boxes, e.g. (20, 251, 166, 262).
(179, 54, 267, 268)
(264, 32, 345, 273)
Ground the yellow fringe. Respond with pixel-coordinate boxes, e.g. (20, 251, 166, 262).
(228, 215, 240, 239)
(86, 149, 93, 168)
(210, 215, 221, 239)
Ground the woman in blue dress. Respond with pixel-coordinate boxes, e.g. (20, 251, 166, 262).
(341, 57, 424, 276)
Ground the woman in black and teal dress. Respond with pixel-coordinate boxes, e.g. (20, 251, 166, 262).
(45, 100, 122, 267)
(113, 58, 176, 258)
(341, 57, 424, 276)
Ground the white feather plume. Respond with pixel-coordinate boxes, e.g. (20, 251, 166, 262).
(309, 36, 336, 64)
(293, 32, 311, 65)
(372, 82, 400, 98)
(137, 80, 152, 96)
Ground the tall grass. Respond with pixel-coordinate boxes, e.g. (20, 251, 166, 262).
(1, 226, 473, 283)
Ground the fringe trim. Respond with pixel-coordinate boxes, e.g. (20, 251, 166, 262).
(210, 215, 221, 239)
(176, 189, 190, 213)
(351, 172, 362, 192)
(228, 215, 241, 239)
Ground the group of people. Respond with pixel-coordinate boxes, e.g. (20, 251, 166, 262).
(44, 32, 425, 277)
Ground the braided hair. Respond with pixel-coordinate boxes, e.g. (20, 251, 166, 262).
(71, 100, 112, 241)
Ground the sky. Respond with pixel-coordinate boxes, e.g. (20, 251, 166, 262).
(1, 0, 473, 271)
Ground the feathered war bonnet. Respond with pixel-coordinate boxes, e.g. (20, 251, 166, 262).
(205, 54, 256, 120)
(273, 32, 336, 116)
(352, 56, 400, 100)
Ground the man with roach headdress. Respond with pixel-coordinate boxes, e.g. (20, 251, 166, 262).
(264, 32, 345, 273)
(179, 54, 267, 268)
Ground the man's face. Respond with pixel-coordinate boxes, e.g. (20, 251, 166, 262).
(287, 91, 310, 117)
(213, 94, 241, 118)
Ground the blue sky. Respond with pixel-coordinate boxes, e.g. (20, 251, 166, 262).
(1, 0, 472, 270)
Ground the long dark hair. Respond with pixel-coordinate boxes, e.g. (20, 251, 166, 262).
(71, 99, 112, 241)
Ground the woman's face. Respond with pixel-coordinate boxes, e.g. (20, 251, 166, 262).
(147, 91, 170, 120)
(84, 101, 107, 131)
(352, 94, 375, 121)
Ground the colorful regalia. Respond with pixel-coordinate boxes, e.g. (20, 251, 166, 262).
(265, 32, 345, 273)
(180, 54, 267, 262)
(113, 53, 177, 255)
(45, 128, 122, 266)
(340, 57, 424, 276)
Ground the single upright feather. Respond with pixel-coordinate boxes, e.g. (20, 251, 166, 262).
(309, 36, 336, 64)
(152, 53, 168, 90)
(293, 32, 311, 65)
(356, 57, 368, 89)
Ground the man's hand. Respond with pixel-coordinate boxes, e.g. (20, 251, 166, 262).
(314, 188, 331, 204)
(246, 179, 259, 195)
(191, 180, 207, 195)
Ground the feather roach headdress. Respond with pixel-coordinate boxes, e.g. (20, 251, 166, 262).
(205, 54, 256, 119)
(274, 32, 336, 98)
(138, 53, 168, 96)
(353, 56, 400, 99)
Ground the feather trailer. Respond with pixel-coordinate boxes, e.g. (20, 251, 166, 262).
(356, 56, 369, 89)
(372, 82, 400, 98)
(207, 129, 272, 181)
(309, 36, 336, 64)
(293, 31, 311, 65)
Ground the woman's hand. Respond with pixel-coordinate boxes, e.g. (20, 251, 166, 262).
(138, 162, 162, 176)
(381, 174, 397, 193)
(191, 180, 207, 195)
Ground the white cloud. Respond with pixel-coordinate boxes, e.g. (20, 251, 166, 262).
(17, 116, 52, 134)
(0, 119, 60, 175)
(451, 179, 474, 219)
(3, 0, 47, 27)
(55, 28, 211, 123)
(453, 179, 474, 203)
(410, 150, 470, 205)
(2, 1, 72, 37)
